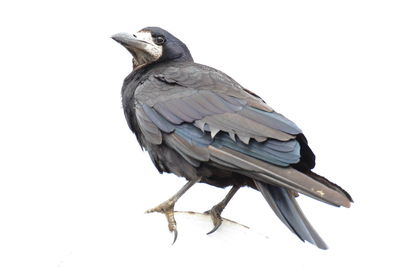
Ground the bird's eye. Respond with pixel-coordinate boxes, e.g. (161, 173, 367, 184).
(154, 36, 165, 45)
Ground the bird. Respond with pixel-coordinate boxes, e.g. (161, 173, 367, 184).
(112, 26, 352, 249)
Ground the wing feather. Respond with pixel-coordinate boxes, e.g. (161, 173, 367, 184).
(135, 105, 162, 145)
(132, 63, 351, 207)
(208, 146, 351, 207)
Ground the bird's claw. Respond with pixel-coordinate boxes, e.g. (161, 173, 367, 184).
(172, 228, 178, 245)
(146, 199, 178, 244)
(205, 204, 224, 235)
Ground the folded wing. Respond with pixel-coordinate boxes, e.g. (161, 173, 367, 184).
(133, 64, 351, 208)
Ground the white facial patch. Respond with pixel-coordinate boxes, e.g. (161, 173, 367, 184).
(134, 31, 163, 63)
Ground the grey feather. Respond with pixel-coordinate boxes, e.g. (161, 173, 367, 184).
(229, 132, 236, 141)
(212, 133, 300, 166)
(170, 98, 204, 120)
(240, 107, 302, 135)
(142, 104, 175, 133)
(254, 136, 268, 142)
(190, 93, 228, 114)
(208, 146, 351, 207)
(210, 127, 220, 139)
(153, 102, 184, 124)
(163, 133, 209, 163)
(135, 105, 162, 145)
(174, 124, 212, 147)
(266, 139, 299, 152)
(159, 100, 194, 122)
(219, 94, 247, 106)
(238, 135, 250, 144)
(181, 96, 212, 117)
(198, 113, 295, 141)
(194, 120, 206, 132)
(254, 180, 328, 249)
(200, 91, 243, 113)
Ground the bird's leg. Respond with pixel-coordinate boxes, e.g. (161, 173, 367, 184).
(205, 185, 240, 235)
(145, 177, 200, 244)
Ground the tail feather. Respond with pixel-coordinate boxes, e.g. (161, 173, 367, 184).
(305, 170, 353, 203)
(209, 146, 352, 208)
(254, 180, 328, 249)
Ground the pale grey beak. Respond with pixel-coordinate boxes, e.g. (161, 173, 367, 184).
(112, 32, 162, 68)
(111, 32, 149, 52)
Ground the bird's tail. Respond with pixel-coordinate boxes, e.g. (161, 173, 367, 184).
(254, 180, 328, 249)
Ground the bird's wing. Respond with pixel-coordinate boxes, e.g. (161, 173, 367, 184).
(136, 64, 301, 143)
(134, 64, 351, 207)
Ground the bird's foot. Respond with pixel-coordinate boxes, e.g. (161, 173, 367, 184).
(146, 198, 178, 244)
(204, 203, 224, 235)
(144, 178, 201, 244)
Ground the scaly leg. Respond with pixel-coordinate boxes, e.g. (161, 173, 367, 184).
(205, 185, 240, 234)
(146, 178, 200, 244)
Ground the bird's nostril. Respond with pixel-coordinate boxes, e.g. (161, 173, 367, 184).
(132, 34, 137, 38)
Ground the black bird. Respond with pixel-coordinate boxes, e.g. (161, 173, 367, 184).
(112, 27, 352, 249)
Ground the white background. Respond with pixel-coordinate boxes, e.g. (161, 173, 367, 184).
(1, 0, 399, 266)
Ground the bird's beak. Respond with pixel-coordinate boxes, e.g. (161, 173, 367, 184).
(112, 32, 162, 68)
(112, 33, 149, 52)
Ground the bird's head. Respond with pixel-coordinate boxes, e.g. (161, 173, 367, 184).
(112, 27, 193, 70)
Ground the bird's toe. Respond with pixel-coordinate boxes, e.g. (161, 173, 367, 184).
(205, 204, 224, 235)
